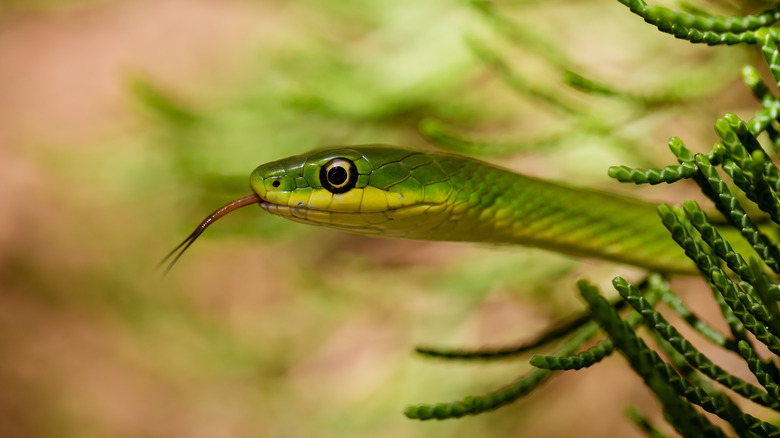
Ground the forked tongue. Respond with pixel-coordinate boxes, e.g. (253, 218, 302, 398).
(159, 194, 261, 277)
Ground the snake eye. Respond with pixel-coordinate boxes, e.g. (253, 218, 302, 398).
(320, 158, 358, 194)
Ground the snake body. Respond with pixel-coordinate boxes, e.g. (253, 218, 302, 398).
(249, 145, 694, 274)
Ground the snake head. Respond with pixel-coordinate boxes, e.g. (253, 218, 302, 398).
(250, 145, 458, 237)
(162, 145, 462, 275)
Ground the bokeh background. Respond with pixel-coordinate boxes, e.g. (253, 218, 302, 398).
(0, 0, 771, 437)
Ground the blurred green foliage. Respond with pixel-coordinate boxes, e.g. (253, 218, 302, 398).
(3, 0, 776, 437)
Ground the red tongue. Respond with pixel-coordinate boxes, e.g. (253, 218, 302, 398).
(159, 193, 261, 277)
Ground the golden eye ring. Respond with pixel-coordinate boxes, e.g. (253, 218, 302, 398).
(320, 158, 358, 194)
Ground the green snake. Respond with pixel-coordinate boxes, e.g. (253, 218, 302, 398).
(163, 145, 695, 275)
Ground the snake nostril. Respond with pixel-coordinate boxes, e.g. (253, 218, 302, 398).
(272, 180, 281, 188)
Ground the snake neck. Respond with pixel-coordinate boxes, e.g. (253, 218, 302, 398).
(407, 158, 695, 274)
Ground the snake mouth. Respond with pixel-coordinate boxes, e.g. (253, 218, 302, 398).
(258, 201, 381, 231)
(257, 201, 362, 228)
(258, 201, 301, 215)
(257, 199, 274, 211)
(258, 201, 364, 217)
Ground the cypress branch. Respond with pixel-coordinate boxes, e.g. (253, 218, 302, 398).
(741, 65, 775, 106)
(405, 319, 599, 420)
(692, 154, 780, 273)
(656, 283, 735, 352)
(580, 279, 729, 438)
(625, 406, 669, 438)
(615, 280, 780, 411)
(737, 340, 780, 402)
(682, 200, 780, 302)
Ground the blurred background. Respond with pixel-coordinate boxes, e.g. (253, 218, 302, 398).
(0, 0, 770, 437)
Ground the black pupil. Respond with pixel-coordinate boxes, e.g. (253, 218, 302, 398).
(327, 166, 348, 186)
(272, 180, 281, 187)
